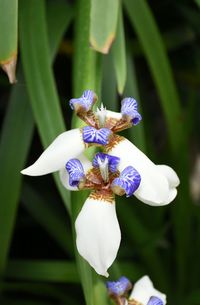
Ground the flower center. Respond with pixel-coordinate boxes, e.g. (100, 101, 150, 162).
(95, 103, 107, 127)
(97, 156, 109, 183)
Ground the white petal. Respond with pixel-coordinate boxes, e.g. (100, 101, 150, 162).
(59, 153, 92, 190)
(107, 138, 173, 205)
(21, 129, 85, 176)
(157, 165, 180, 188)
(75, 194, 121, 277)
(129, 275, 166, 305)
(106, 110, 122, 120)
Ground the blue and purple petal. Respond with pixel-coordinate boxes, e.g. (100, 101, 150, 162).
(147, 296, 164, 305)
(93, 152, 120, 173)
(106, 276, 131, 296)
(111, 166, 141, 197)
(121, 97, 142, 125)
(69, 90, 96, 112)
(66, 159, 85, 187)
(82, 126, 112, 145)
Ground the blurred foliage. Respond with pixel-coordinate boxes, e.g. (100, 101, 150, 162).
(0, 0, 200, 304)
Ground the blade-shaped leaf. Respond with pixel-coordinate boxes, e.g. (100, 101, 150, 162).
(123, 0, 183, 153)
(0, 0, 18, 83)
(19, 0, 71, 212)
(0, 71, 34, 278)
(0, 0, 73, 279)
(22, 183, 74, 255)
(111, 4, 126, 94)
(6, 260, 79, 283)
(90, 0, 119, 53)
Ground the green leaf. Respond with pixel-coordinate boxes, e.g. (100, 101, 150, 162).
(90, 0, 119, 53)
(21, 183, 74, 255)
(102, 52, 117, 110)
(111, 5, 126, 94)
(3, 282, 76, 303)
(46, 1, 74, 59)
(6, 260, 79, 283)
(124, 50, 146, 151)
(0, 0, 73, 279)
(0, 0, 18, 83)
(0, 71, 34, 278)
(19, 0, 71, 212)
(123, 0, 183, 153)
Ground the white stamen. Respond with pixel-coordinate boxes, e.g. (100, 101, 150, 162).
(97, 156, 109, 182)
(96, 103, 107, 127)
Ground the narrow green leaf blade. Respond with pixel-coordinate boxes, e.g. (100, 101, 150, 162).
(123, 0, 183, 153)
(0, 1, 73, 279)
(0, 0, 18, 82)
(90, 0, 119, 53)
(22, 183, 74, 255)
(111, 5, 126, 94)
(124, 50, 146, 151)
(19, 0, 71, 212)
(46, 1, 74, 59)
(6, 260, 79, 283)
(0, 72, 34, 278)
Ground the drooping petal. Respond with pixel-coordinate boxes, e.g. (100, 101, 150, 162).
(157, 165, 180, 188)
(59, 154, 92, 190)
(106, 136, 178, 205)
(69, 90, 97, 113)
(21, 129, 85, 176)
(111, 166, 141, 197)
(106, 276, 132, 297)
(82, 126, 112, 145)
(129, 276, 166, 305)
(93, 152, 120, 173)
(121, 98, 142, 125)
(75, 192, 121, 277)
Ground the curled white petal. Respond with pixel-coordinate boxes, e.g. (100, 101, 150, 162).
(129, 275, 166, 305)
(21, 129, 85, 176)
(75, 194, 121, 277)
(157, 165, 180, 188)
(107, 138, 179, 205)
(59, 154, 92, 190)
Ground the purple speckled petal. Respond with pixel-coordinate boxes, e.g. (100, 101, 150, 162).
(65, 159, 85, 187)
(147, 296, 164, 305)
(69, 90, 96, 112)
(111, 166, 141, 197)
(93, 152, 120, 173)
(82, 126, 112, 145)
(121, 97, 142, 125)
(106, 276, 131, 296)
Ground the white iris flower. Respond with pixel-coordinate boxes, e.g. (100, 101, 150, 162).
(21, 90, 179, 277)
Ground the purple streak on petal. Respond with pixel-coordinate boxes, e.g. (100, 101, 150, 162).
(147, 296, 164, 305)
(106, 276, 131, 296)
(69, 90, 96, 112)
(65, 159, 85, 187)
(82, 126, 112, 145)
(93, 152, 120, 173)
(112, 166, 141, 197)
(121, 97, 142, 125)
